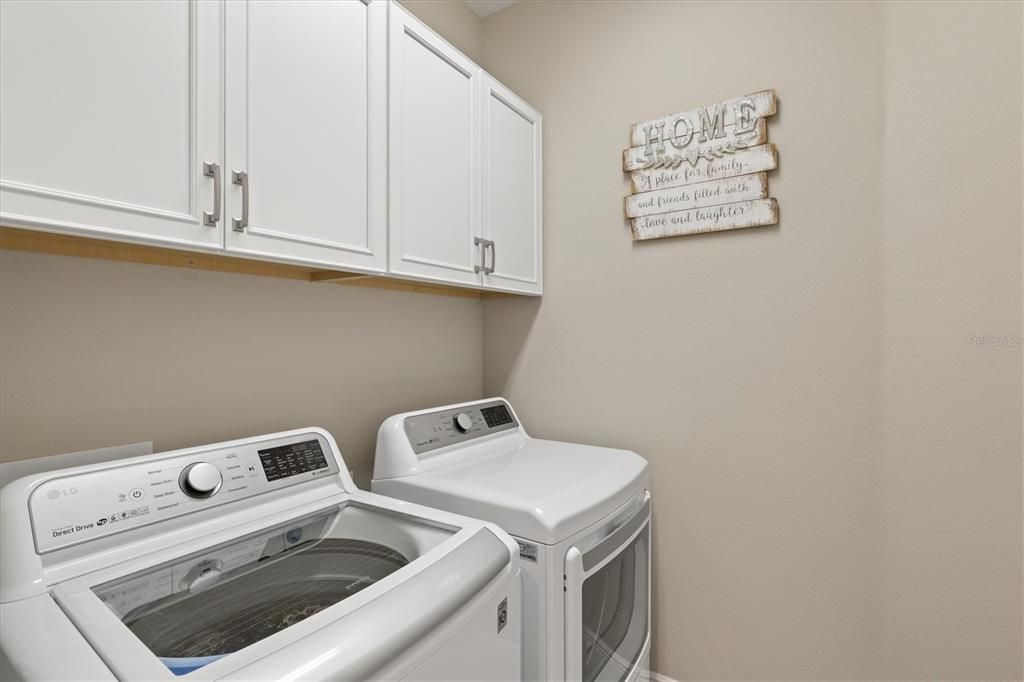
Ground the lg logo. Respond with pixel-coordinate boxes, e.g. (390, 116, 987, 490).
(45, 487, 78, 500)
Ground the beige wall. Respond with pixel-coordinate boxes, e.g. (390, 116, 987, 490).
(479, 1, 1022, 679)
(0, 251, 483, 488)
(878, 3, 1023, 678)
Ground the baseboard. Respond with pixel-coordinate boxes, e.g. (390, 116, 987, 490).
(646, 672, 681, 682)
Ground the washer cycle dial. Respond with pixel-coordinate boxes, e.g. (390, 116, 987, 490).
(453, 413, 474, 433)
(179, 462, 223, 499)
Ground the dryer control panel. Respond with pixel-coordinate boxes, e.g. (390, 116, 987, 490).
(28, 432, 340, 553)
(403, 399, 518, 455)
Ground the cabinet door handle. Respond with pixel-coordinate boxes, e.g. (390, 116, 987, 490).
(202, 162, 221, 227)
(232, 170, 249, 232)
(487, 240, 496, 275)
(473, 237, 490, 274)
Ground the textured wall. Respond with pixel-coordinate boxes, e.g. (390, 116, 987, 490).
(877, 2, 1023, 677)
(478, 1, 1022, 679)
(0, 251, 483, 487)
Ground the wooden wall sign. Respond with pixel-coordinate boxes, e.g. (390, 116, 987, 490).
(624, 90, 779, 240)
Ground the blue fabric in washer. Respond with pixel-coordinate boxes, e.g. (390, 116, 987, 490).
(161, 655, 225, 676)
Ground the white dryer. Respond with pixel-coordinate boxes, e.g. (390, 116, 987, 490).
(0, 427, 521, 681)
(373, 399, 650, 682)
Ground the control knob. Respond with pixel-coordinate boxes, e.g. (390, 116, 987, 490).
(179, 462, 223, 499)
(453, 412, 474, 433)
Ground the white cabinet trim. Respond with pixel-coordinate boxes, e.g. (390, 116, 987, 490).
(0, 181, 199, 226)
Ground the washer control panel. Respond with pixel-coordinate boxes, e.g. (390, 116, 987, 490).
(403, 400, 518, 455)
(28, 432, 339, 554)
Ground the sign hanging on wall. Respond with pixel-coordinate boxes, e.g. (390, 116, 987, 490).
(623, 90, 779, 240)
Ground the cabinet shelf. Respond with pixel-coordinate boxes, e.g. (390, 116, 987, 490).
(0, 226, 486, 299)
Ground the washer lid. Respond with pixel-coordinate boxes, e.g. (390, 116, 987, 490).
(94, 509, 413, 675)
(52, 497, 512, 680)
(375, 438, 648, 544)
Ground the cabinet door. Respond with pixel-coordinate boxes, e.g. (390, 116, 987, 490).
(388, 4, 482, 287)
(481, 75, 543, 295)
(224, 0, 386, 272)
(0, 0, 222, 249)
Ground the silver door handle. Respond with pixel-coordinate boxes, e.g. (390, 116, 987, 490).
(581, 492, 650, 571)
(473, 237, 493, 274)
(203, 162, 221, 226)
(232, 170, 249, 232)
(486, 240, 496, 275)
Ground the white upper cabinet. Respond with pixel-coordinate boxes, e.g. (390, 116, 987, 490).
(481, 75, 543, 295)
(0, 0, 541, 295)
(0, 0, 222, 249)
(224, 0, 387, 272)
(387, 4, 483, 287)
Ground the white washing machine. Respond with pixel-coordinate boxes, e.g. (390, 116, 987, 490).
(373, 399, 650, 682)
(0, 427, 522, 681)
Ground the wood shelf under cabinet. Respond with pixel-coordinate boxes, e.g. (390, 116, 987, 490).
(0, 227, 494, 299)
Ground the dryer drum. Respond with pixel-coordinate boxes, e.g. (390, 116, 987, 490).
(123, 539, 409, 661)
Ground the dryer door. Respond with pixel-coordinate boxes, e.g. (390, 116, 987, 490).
(565, 493, 650, 682)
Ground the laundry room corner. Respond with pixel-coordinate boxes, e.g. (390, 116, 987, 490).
(476, 1, 1022, 680)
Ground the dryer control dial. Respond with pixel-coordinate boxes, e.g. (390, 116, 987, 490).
(453, 413, 474, 433)
(179, 462, 223, 499)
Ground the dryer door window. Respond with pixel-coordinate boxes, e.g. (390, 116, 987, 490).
(565, 493, 651, 682)
(580, 524, 649, 682)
